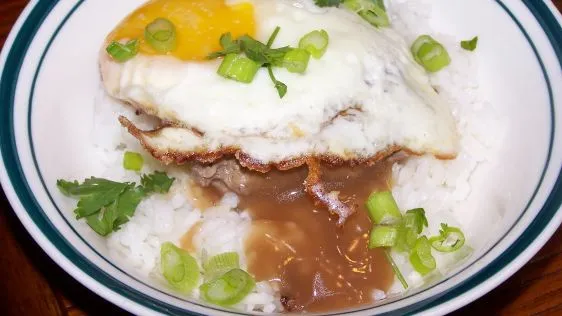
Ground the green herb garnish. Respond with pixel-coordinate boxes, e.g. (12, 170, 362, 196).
(86, 185, 145, 236)
(369, 225, 399, 248)
(144, 18, 177, 53)
(141, 171, 175, 194)
(343, 0, 390, 28)
(217, 54, 261, 83)
(204, 252, 240, 281)
(206, 33, 242, 59)
(411, 35, 451, 72)
(385, 250, 408, 289)
(299, 30, 330, 59)
(58, 171, 175, 236)
(106, 39, 139, 63)
(461, 36, 478, 51)
(268, 66, 287, 98)
(429, 223, 466, 252)
(161, 242, 200, 293)
(208, 26, 292, 98)
(57, 178, 130, 218)
(123, 151, 144, 171)
(365, 191, 403, 225)
(200, 268, 255, 306)
(409, 236, 437, 276)
(314, 0, 344, 7)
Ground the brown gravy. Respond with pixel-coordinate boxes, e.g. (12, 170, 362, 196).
(240, 162, 395, 312)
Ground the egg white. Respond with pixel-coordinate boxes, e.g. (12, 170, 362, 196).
(101, 0, 458, 163)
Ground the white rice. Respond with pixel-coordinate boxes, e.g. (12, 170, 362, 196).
(92, 91, 281, 312)
(386, 0, 506, 292)
(85, 0, 505, 312)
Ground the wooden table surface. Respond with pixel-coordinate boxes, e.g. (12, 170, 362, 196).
(1, 1, 561, 315)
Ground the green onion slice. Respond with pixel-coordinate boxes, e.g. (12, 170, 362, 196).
(369, 225, 399, 248)
(394, 209, 427, 252)
(409, 236, 436, 276)
(410, 35, 434, 60)
(461, 36, 478, 51)
(429, 223, 466, 252)
(160, 242, 200, 293)
(411, 35, 451, 73)
(217, 54, 261, 83)
(343, 0, 390, 28)
(123, 151, 144, 171)
(299, 30, 329, 59)
(394, 225, 418, 253)
(384, 250, 408, 289)
(203, 252, 240, 281)
(200, 268, 255, 306)
(404, 208, 428, 234)
(365, 191, 402, 225)
(283, 48, 311, 74)
(106, 39, 139, 62)
(145, 18, 177, 53)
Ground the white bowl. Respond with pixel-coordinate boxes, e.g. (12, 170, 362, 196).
(1, 0, 561, 315)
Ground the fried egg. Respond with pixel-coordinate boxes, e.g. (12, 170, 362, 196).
(100, 0, 459, 168)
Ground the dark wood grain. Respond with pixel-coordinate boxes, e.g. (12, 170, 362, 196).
(0, 1, 561, 315)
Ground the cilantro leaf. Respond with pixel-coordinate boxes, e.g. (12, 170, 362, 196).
(57, 178, 130, 219)
(461, 36, 478, 51)
(59, 171, 176, 237)
(207, 33, 241, 59)
(141, 171, 175, 194)
(237, 35, 291, 67)
(314, 0, 343, 7)
(206, 27, 291, 98)
(266, 46, 293, 67)
(85, 185, 146, 236)
(57, 180, 80, 196)
(267, 66, 287, 98)
(238, 35, 270, 65)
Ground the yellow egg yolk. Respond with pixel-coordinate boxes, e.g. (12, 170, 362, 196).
(108, 0, 256, 61)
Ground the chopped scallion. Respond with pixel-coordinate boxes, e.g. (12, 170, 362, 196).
(404, 208, 428, 234)
(106, 39, 139, 62)
(299, 30, 329, 59)
(384, 250, 408, 289)
(145, 18, 177, 53)
(461, 36, 479, 51)
(160, 242, 200, 293)
(204, 252, 240, 281)
(369, 225, 399, 248)
(343, 0, 390, 28)
(217, 54, 261, 83)
(409, 236, 436, 276)
(200, 268, 255, 306)
(429, 223, 465, 252)
(365, 191, 402, 225)
(411, 35, 451, 73)
(394, 225, 418, 252)
(123, 151, 144, 171)
(374, 0, 386, 10)
(283, 49, 311, 74)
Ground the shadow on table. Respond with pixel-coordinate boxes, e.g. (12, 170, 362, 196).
(1, 187, 131, 315)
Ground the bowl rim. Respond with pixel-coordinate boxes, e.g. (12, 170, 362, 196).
(1, 0, 561, 315)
